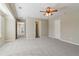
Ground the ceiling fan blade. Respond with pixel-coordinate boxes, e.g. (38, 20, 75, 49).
(40, 11, 46, 12)
(52, 10, 58, 12)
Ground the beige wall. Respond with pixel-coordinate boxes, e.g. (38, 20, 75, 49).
(26, 17, 48, 39)
(48, 16, 55, 38)
(0, 15, 6, 42)
(0, 12, 6, 45)
(40, 20, 48, 37)
(5, 15, 16, 41)
(1, 15, 6, 40)
(48, 5, 79, 45)
(0, 15, 1, 38)
(26, 17, 35, 39)
(61, 6, 79, 45)
(0, 4, 16, 41)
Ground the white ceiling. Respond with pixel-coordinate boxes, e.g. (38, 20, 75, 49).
(15, 3, 59, 19)
(14, 3, 79, 19)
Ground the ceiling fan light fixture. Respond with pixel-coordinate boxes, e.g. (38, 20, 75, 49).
(40, 7, 58, 16)
(44, 12, 52, 16)
(46, 7, 53, 12)
(44, 13, 49, 16)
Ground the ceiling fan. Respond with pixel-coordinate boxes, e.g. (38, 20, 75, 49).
(40, 7, 58, 16)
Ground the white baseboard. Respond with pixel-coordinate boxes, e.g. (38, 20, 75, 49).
(58, 38, 79, 46)
(49, 37, 79, 46)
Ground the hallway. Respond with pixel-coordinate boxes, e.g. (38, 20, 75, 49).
(0, 37, 79, 56)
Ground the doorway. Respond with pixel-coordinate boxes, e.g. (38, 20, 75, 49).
(35, 21, 40, 38)
(16, 19, 26, 39)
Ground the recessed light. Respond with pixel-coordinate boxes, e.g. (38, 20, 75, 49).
(19, 7, 22, 9)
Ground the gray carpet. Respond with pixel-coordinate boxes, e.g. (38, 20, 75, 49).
(0, 37, 79, 56)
